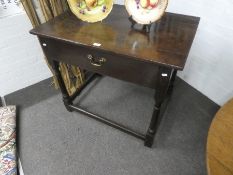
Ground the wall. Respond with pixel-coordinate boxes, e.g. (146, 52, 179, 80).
(0, 12, 52, 96)
(168, 0, 233, 106)
(116, 0, 233, 106)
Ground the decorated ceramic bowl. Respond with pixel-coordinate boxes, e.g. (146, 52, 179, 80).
(67, 0, 113, 23)
(125, 0, 168, 24)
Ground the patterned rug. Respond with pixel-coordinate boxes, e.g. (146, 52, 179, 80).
(0, 106, 17, 175)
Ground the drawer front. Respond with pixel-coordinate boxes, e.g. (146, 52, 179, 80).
(40, 37, 169, 89)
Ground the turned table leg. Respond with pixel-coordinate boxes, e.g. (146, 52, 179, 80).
(144, 67, 172, 147)
(168, 70, 177, 96)
(50, 60, 73, 112)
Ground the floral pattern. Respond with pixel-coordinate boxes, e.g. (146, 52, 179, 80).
(0, 106, 17, 175)
(125, 0, 168, 24)
(67, 0, 113, 23)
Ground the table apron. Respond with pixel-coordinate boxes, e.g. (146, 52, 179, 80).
(39, 37, 173, 89)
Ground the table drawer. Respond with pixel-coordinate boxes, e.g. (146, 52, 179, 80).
(40, 37, 168, 89)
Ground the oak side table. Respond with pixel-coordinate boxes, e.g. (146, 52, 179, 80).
(30, 5, 200, 147)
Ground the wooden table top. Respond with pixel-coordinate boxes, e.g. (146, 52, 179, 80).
(30, 5, 200, 70)
(207, 98, 233, 175)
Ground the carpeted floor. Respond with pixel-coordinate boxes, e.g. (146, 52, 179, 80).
(5, 76, 219, 175)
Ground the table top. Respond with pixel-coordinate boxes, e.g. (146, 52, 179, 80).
(207, 98, 233, 175)
(30, 5, 200, 70)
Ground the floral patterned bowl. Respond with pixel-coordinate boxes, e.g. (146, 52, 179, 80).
(125, 0, 168, 24)
(67, 0, 114, 23)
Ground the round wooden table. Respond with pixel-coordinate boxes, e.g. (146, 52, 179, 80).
(207, 98, 233, 175)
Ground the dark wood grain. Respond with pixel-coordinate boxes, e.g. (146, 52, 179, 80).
(30, 5, 200, 70)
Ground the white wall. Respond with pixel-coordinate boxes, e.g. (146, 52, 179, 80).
(117, 0, 233, 106)
(0, 12, 52, 96)
(168, 0, 233, 106)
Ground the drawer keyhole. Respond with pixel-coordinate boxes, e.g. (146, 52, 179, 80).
(87, 54, 106, 67)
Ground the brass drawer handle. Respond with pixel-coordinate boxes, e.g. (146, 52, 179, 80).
(87, 54, 106, 67)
